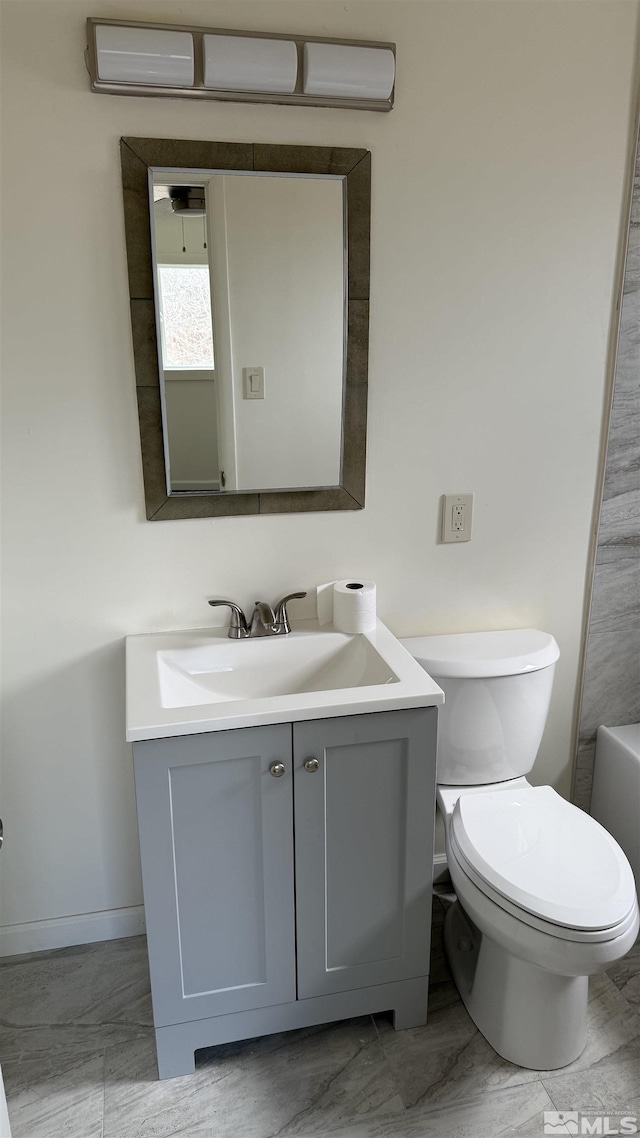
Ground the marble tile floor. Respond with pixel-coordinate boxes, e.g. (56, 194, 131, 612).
(1, 901, 639, 1138)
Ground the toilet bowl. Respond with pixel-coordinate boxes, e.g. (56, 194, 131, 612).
(402, 629, 640, 1070)
(439, 778, 638, 1068)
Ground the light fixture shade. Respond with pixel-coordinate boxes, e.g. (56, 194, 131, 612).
(95, 24, 194, 87)
(203, 34, 298, 94)
(303, 42, 394, 101)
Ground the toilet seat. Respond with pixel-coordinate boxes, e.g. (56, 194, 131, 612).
(448, 828, 638, 945)
(450, 785, 637, 933)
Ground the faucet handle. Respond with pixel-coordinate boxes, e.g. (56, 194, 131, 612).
(208, 600, 249, 639)
(274, 592, 307, 634)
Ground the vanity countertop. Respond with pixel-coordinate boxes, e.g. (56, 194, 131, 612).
(126, 619, 444, 742)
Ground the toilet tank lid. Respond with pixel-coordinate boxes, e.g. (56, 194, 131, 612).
(400, 629, 559, 678)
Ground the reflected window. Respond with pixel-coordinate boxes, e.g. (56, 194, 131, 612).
(157, 264, 214, 369)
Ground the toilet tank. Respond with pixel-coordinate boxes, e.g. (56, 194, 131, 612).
(401, 630, 559, 785)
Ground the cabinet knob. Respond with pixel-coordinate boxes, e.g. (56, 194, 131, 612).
(304, 757, 320, 773)
(269, 762, 286, 778)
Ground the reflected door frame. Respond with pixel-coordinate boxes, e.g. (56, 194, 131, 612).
(206, 176, 238, 492)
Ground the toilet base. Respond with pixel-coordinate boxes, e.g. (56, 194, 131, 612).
(444, 900, 589, 1070)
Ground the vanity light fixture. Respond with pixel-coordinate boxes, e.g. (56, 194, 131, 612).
(302, 42, 396, 101)
(203, 34, 298, 96)
(87, 18, 395, 111)
(93, 23, 194, 87)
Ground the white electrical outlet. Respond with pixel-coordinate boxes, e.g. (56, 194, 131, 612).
(441, 493, 473, 543)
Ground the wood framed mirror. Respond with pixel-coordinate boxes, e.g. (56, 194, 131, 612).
(120, 138, 371, 520)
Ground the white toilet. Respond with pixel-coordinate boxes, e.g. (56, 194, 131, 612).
(402, 629, 639, 1071)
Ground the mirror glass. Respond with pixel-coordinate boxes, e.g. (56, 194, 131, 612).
(151, 170, 346, 495)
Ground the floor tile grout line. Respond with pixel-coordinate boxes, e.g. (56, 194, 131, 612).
(291, 1078, 556, 1138)
(541, 1066, 640, 1118)
(101, 1042, 107, 1138)
(406, 1077, 551, 1128)
(367, 1012, 410, 1123)
(608, 978, 640, 1012)
(539, 1047, 640, 1099)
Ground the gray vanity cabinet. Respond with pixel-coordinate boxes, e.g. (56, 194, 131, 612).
(293, 711, 435, 998)
(133, 724, 296, 1027)
(133, 707, 437, 1079)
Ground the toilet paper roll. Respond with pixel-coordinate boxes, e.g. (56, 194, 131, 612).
(332, 580, 377, 634)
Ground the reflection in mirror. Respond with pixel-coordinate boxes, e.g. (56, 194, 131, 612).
(120, 138, 370, 520)
(151, 171, 345, 495)
(153, 182, 219, 491)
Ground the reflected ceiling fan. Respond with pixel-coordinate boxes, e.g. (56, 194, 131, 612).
(153, 186, 206, 217)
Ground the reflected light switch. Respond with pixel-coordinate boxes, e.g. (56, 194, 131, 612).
(243, 367, 265, 400)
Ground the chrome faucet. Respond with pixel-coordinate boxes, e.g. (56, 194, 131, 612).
(250, 601, 278, 637)
(208, 593, 307, 639)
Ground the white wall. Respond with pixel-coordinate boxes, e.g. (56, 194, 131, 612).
(1, 0, 638, 950)
(223, 174, 344, 490)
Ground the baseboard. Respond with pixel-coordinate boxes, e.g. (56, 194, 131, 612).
(0, 905, 146, 958)
(1, 862, 449, 958)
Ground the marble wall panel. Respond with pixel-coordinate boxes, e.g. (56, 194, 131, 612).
(573, 125, 640, 811)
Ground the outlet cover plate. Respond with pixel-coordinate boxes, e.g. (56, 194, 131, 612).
(441, 493, 473, 543)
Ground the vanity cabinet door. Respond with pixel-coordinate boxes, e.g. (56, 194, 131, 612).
(293, 708, 437, 999)
(133, 724, 296, 1028)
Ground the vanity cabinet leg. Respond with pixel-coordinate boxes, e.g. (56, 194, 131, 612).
(392, 976, 429, 1031)
(154, 1026, 197, 1080)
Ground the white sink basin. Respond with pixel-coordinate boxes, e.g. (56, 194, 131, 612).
(158, 631, 397, 707)
(126, 619, 444, 741)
